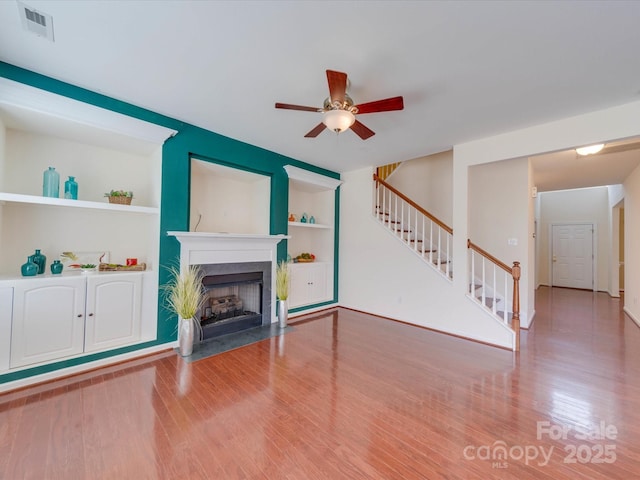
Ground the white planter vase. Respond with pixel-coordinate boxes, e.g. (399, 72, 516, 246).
(277, 299, 288, 329)
(178, 318, 195, 357)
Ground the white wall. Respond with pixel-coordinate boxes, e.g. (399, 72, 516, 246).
(537, 187, 610, 291)
(608, 184, 625, 297)
(339, 99, 640, 348)
(387, 151, 453, 225)
(454, 99, 640, 331)
(5, 129, 155, 204)
(339, 167, 515, 349)
(623, 164, 640, 324)
(0, 117, 5, 246)
(468, 157, 531, 326)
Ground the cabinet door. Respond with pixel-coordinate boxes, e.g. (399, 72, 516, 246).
(288, 264, 309, 308)
(0, 287, 13, 372)
(85, 273, 142, 352)
(10, 277, 86, 368)
(307, 263, 328, 304)
(288, 263, 329, 308)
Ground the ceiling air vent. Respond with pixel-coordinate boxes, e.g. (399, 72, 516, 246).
(18, 1, 54, 42)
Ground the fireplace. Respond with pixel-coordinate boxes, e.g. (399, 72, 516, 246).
(168, 232, 289, 340)
(198, 261, 271, 339)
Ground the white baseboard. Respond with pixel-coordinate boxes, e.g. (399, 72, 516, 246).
(624, 306, 640, 328)
(0, 343, 175, 394)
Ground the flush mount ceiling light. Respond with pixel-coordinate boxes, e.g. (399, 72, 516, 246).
(322, 109, 355, 133)
(576, 144, 604, 156)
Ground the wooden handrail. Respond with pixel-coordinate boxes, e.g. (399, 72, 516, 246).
(467, 239, 511, 273)
(468, 238, 521, 351)
(374, 174, 453, 234)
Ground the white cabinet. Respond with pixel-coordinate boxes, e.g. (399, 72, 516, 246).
(85, 273, 142, 352)
(10, 277, 86, 368)
(289, 262, 330, 308)
(8, 273, 143, 369)
(0, 287, 13, 372)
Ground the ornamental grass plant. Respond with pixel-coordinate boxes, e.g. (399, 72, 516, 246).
(276, 260, 289, 300)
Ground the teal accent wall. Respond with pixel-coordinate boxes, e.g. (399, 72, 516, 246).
(0, 62, 341, 384)
(158, 124, 340, 343)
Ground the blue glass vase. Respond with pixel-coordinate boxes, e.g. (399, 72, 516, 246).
(32, 249, 46, 274)
(50, 260, 63, 275)
(64, 176, 78, 200)
(43, 167, 60, 198)
(21, 256, 38, 276)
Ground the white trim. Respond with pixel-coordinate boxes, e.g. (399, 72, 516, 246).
(0, 77, 177, 144)
(284, 165, 342, 191)
(624, 306, 640, 328)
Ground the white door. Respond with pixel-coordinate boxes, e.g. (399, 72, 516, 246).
(551, 224, 594, 289)
(85, 273, 142, 352)
(11, 277, 86, 368)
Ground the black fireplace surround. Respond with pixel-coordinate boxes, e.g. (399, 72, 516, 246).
(197, 261, 272, 339)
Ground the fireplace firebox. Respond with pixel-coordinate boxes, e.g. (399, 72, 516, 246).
(197, 261, 272, 339)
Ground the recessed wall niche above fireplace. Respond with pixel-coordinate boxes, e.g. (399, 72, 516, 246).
(168, 232, 288, 338)
(189, 159, 271, 235)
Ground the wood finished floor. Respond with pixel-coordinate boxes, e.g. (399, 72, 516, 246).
(1, 286, 639, 479)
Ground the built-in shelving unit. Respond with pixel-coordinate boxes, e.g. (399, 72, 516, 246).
(0, 77, 176, 379)
(284, 165, 341, 309)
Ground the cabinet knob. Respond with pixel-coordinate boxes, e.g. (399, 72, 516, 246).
(77, 314, 83, 318)
(88, 313, 94, 317)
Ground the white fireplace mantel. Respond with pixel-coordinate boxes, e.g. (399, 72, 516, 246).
(168, 232, 290, 327)
(167, 232, 289, 267)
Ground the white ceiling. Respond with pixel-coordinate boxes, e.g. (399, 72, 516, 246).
(2, 0, 640, 189)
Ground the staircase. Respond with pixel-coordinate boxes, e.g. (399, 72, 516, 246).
(373, 173, 453, 280)
(373, 165, 521, 351)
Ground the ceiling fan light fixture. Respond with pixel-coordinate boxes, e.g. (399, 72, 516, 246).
(576, 144, 604, 156)
(323, 109, 355, 133)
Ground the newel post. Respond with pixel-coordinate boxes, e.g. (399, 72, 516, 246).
(511, 261, 521, 351)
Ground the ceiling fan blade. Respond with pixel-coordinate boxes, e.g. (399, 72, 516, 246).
(350, 120, 375, 140)
(356, 96, 404, 114)
(326, 70, 347, 103)
(275, 103, 321, 112)
(304, 123, 327, 138)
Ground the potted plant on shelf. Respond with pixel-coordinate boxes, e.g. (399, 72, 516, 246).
(276, 260, 290, 329)
(105, 189, 134, 205)
(164, 264, 204, 356)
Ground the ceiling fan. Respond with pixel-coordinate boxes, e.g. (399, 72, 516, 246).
(275, 69, 404, 140)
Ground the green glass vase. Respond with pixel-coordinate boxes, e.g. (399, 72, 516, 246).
(21, 256, 38, 276)
(32, 249, 46, 274)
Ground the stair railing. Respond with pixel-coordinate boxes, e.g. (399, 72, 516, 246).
(467, 239, 520, 351)
(373, 173, 453, 279)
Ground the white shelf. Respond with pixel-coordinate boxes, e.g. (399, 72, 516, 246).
(0, 192, 159, 215)
(288, 221, 331, 229)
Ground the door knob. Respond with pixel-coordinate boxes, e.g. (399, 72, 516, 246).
(552, 256, 557, 263)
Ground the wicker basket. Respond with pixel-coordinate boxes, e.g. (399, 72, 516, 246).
(108, 196, 132, 205)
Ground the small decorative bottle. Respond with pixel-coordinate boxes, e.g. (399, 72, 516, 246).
(43, 167, 60, 198)
(309, 215, 316, 224)
(21, 256, 38, 277)
(300, 212, 308, 223)
(64, 176, 78, 200)
(32, 249, 47, 274)
(50, 260, 64, 275)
